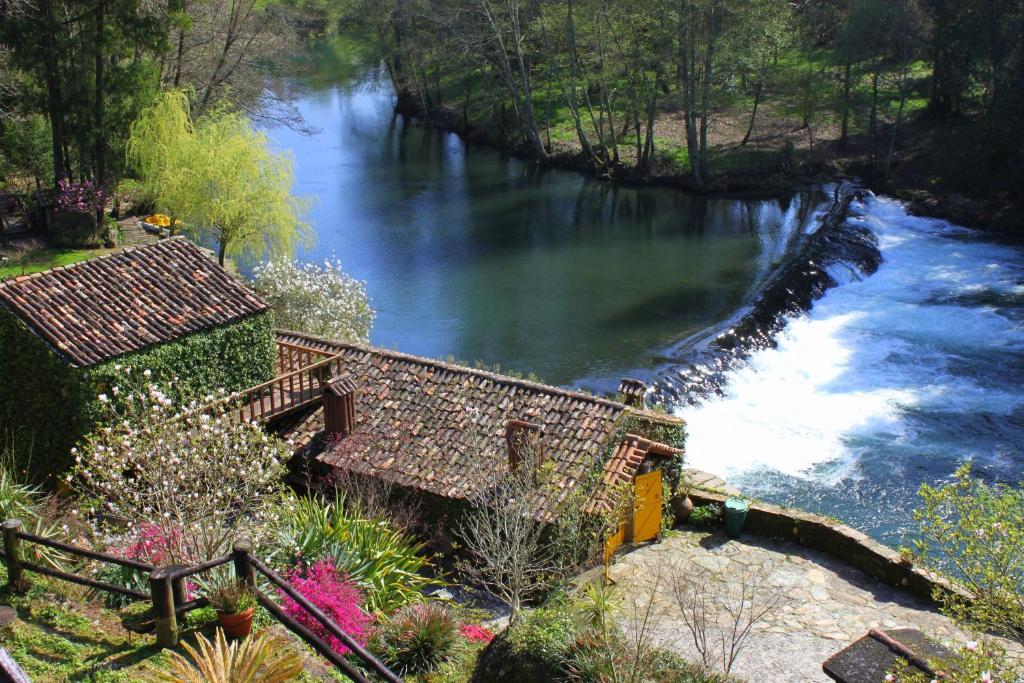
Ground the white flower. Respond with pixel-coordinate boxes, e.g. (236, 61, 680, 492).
(980, 672, 993, 683)
(143, 369, 152, 378)
(98, 394, 109, 403)
(966, 641, 979, 651)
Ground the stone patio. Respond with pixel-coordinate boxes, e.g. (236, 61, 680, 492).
(606, 528, 977, 683)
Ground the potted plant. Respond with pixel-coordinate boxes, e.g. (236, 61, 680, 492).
(206, 574, 257, 639)
(670, 473, 695, 524)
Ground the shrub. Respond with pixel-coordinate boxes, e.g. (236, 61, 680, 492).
(471, 598, 576, 683)
(95, 524, 191, 609)
(913, 463, 1024, 638)
(252, 258, 375, 344)
(147, 628, 303, 683)
(280, 559, 372, 656)
(71, 380, 290, 562)
(278, 493, 438, 612)
(688, 503, 722, 528)
(373, 602, 462, 675)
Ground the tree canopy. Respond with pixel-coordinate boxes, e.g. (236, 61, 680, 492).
(127, 90, 312, 265)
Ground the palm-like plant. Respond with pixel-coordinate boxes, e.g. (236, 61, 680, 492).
(280, 494, 440, 612)
(147, 629, 303, 683)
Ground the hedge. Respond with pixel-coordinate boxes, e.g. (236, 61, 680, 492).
(0, 309, 276, 483)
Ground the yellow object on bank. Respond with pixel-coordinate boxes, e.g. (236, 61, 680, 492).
(144, 214, 180, 227)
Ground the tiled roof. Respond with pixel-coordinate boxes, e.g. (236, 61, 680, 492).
(587, 434, 682, 514)
(0, 238, 268, 367)
(274, 331, 647, 520)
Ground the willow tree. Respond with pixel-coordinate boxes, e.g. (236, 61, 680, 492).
(127, 90, 312, 266)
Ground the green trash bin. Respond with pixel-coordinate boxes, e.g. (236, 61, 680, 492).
(723, 498, 749, 538)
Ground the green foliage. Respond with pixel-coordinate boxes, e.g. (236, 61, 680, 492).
(689, 503, 722, 528)
(277, 493, 440, 613)
(0, 115, 53, 191)
(0, 305, 275, 482)
(126, 90, 313, 265)
(203, 571, 257, 615)
(913, 463, 1024, 638)
(473, 590, 727, 683)
(373, 602, 462, 676)
(472, 597, 576, 683)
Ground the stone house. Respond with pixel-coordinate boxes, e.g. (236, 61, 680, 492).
(0, 237, 275, 480)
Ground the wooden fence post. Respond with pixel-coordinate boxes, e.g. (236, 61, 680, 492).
(2, 520, 23, 589)
(149, 566, 178, 648)
(232, 542, 255, 591)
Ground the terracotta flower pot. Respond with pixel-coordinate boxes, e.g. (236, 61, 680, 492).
(670, 495, 694, 524)
(217, 607, 255, 639)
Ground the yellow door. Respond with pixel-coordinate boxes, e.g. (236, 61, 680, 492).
(631, 470, 662, 544)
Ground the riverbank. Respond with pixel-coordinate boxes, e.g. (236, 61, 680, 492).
(397, 95, 1019, 236)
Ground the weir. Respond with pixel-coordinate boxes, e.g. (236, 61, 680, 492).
(653, 184, 884, 405)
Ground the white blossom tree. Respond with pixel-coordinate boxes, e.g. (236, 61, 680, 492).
(252, 258, 375, 344)
(70, 371, 289, 563)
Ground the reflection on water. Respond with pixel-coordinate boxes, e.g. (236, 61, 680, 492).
(265, 75, 828, 391)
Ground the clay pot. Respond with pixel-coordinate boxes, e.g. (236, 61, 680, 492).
(217, 607, 254, 639)
(670, 495, 694, 524)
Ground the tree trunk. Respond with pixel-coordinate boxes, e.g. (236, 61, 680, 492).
(40, 0, 66, 189)
(741, 86, 762, 146)
(173, 26, 185, 87)
(94, 0, 106, 231)
(218, 240, 227, 266)
(839, 59, 851, 149)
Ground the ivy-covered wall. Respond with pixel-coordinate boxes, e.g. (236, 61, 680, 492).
(0, 309, 277, 484)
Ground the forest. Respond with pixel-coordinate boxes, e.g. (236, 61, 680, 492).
(0, 0, 1022, 231)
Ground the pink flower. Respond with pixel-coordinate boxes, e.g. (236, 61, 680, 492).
(980, 672, 993, 683)
(966, 640, 979, 651)
(460, 623, 494, 644)
(885, 675, 894, 682)
(280, 560, 371, 656)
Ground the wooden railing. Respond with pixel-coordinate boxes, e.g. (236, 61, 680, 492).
(195, 351, 343, 424)
(0, 520, 403, 683)
(276, 340, 335, 375)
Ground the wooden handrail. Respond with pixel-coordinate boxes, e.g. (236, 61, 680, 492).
(255, 590, 374, 683)
(1, 521, 402, 682)
(16, 529, 154, 572)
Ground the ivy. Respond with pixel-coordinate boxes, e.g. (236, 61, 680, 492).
(0, 309, 276, 483)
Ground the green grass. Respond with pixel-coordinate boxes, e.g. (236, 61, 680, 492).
(0, 567, 334, 682)
(0, 248, 103, 279)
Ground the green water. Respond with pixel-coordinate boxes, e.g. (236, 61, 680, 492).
(264, 60, 829, 393)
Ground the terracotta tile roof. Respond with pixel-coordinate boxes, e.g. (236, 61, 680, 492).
(274, 331, 642, 521)
(0, 237, 268, 367)
(587, 434, 682, 514)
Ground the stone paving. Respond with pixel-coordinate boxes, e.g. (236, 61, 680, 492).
(607, 528, 974, 683)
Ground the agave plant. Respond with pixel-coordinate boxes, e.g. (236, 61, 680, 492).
(280, 494, 440, 612)
(147, 629, 303, 683)
(0, 466, 41, 522)
(373, 601, 462, 675)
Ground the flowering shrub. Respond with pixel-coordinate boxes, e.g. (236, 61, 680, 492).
(913, 464, 1024, 638)
(280, 559, 372, 656)
(252, 258, 375, 344)
(71, 372, 289, 562)
(55, 178, 104, 214)
(373, 602, 461, 675)
(888, 636, 1020, 682)
(96, 523, 194, 608)
(460, 623, 494, 644)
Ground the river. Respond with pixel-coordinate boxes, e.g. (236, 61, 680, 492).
(265, 57, 1024, 547)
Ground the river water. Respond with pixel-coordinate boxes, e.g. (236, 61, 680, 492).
(266, 61, 1024, 547)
